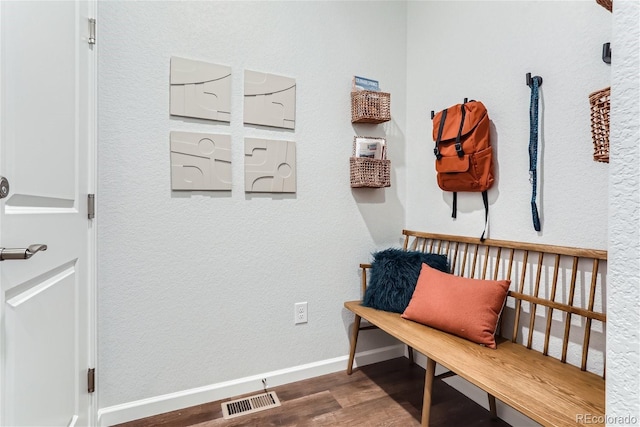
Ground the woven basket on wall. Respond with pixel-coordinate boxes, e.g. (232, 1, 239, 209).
(596, 0, 612, 12)
(589, 86, 611, 163)
(351, 91, 391, 124)
(349, 157, 390, 188)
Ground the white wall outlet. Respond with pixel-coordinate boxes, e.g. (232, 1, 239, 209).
(294, 302, 307, 324)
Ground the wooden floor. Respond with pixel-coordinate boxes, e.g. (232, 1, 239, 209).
(114, 357, 511, 427)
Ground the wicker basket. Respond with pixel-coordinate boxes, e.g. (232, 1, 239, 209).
(350, 157, 390, 188)
(589, 86, 610, 163)
(596, 0, 612, 12)
(351, 91, 391, 124)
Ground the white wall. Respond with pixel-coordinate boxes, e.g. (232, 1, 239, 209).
(97, 0, 407, 414)
(608, 0, 640, 421)
(406, 1, 610, 249)
(405, 2, 615, 425)
(98, 0, 640, 424)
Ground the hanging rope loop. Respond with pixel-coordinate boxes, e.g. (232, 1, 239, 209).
(529, 76, 542, 232)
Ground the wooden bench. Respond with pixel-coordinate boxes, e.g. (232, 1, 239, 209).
(345, 230, 606, 427)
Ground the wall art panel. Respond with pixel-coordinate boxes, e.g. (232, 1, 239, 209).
(170, 57, 231, 122)
(244, 70, 296, 129)
(170, 131, 232, 190)
(244, 138, 296, 193)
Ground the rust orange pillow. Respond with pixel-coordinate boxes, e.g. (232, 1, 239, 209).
(401, 263, 510, 349)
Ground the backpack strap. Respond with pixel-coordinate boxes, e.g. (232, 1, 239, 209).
(437, 105, 466, 220)
(433, 108, 447, 160)
(454, 104, 466, 157)
(529, 77, 542, 232)
(480, 190, 489, 242)
(452, 192, 457, 219)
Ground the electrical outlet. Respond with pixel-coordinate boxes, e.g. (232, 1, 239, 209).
(294, 302, 307, 324)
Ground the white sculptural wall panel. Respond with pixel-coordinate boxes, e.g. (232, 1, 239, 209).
(170, 131, 232, 190)
(244, 138, 296, 193)
(244, 70, 296, 130)
(170, 57, 231, 122)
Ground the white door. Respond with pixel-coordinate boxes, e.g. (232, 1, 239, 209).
(0, 1, 96, 426)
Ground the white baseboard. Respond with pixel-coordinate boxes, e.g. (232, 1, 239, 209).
(98, 345, 538, 427)
(97, 344, 404, 426)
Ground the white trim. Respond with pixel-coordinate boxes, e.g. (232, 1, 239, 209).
(87, 1, 98, 426)
(97, 344, 404, 426)
(0, 3, 6, 423)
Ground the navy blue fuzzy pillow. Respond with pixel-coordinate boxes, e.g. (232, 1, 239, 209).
(362, 249, 450, 313)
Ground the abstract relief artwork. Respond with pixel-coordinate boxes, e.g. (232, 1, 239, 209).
(244, 70, 296, 130)
(170, 57, 231, 122)
(170, 131, 232, 191)
(244, 138, 296, 193)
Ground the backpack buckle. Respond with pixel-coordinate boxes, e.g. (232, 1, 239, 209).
(455, 143, 464, 157)
(433, 148, 442, 160)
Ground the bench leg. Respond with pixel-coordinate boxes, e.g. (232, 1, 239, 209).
(347, 315, 361, 375)
(422, 357, 436, 427)
(488, 394, 497, 419)
(408, 345, 414, 364)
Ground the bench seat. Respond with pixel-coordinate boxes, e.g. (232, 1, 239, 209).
(345, 301, 605, 426)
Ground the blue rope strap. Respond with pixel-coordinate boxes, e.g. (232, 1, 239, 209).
(529, 77, 541, 232)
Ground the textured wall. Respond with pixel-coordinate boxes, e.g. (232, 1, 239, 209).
(608, 0, 640, 421)
(404, 1, 613, 421)
(405, 1, 610, 249)
(97, 1, 407, 408)
(405, 0, 639, 420)
(98, 0, 639, 419)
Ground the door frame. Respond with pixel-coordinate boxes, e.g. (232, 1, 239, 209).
(87, 1, 98, 424)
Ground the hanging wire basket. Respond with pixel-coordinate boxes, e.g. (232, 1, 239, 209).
(351, 91, 391, 124)
(589, 86, 610, 163)
(349, 157, 390, 188)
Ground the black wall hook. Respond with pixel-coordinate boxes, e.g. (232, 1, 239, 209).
(602, 42, 611, 64)
(526, 72, 543, 88)
(430, 110, 435, 120)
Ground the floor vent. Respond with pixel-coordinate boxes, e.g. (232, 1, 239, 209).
(221, 391, 281, 419)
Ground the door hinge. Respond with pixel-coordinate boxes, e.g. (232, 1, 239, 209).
(88, 368, 95, 393)
(88, 18, 96, 45)
(87, 194, 95, 219)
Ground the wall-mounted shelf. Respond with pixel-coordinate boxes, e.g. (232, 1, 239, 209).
(349, 157, 391, 188)
(351, 91, 391, 124)
(350, 84, 391, 187)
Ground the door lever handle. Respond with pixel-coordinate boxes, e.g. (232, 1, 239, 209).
(0, 244, 47, 261)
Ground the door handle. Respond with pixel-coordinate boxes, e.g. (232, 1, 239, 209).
(0, 244, 47, 261)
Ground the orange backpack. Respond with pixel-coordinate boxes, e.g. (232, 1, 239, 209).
(432, 100, 494, 240)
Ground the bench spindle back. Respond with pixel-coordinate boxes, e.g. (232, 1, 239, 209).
(400, 230, 607, 378)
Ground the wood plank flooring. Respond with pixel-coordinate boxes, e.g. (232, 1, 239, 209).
(114, 357, 511, 427)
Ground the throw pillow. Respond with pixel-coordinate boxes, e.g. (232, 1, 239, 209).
(362, 249, 449, 313)
(401, 263, 510, 349)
